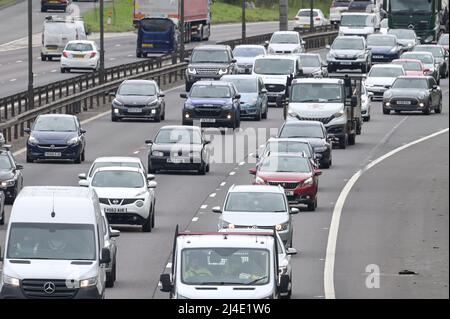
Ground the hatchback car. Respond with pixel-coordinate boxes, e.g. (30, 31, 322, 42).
(401, 51, 439, 84)
(412, 45, 449, 79)
(111, 79, 166, 122)
(326, 36, 372, 73)
(60, 40, 99, 73)
(0, 147, 24, 204)
(79, 167, 157, 232)
(78, 156, 147, 183)
(213, 184, 299, 247)
(25, 114, 86, 163)
(364, 64, 405, 100)
(366, 34, 402, 62)
(146, 125, 211, 175)
(266, 31, 305, 54)
(293, 9, 329, 29)
(250, 153, 321, 212)
(221, 74, 268, 120)
(391, 59, 428, 77)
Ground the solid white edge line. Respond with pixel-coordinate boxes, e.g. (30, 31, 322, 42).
(324, 127, 449, 299)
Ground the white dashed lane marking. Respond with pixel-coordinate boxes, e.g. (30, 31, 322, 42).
(200, 204, 208, 209)
(209, 193, 216, 198)
(192, 217, 199, 222)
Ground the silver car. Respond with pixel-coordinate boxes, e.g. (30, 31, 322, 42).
(213, 185, 299, 247)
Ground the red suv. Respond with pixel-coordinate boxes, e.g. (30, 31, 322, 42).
(249, 153, 321, 211)
(41, 0, 69, 13)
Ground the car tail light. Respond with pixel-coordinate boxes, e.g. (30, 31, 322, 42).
(294, 16, 300, 20)
(62, 51, 69, 58)
(90, 52, 97, 58)
(315, 17, 321, 21)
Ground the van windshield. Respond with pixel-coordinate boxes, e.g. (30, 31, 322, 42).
(181, 248, 270, 285)
(45, 22, 77, 37)
(291, 83, 343, 103)
(7, 223, 96, 260)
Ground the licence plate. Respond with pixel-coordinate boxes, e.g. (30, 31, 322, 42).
(340, 61, 352, 65)
(168, 158, 188, 164)
(128, 108, 142, 113)
(201, 78, 215, 81)
(373, 55, 383, 59)
(74, 54, 84, 59)
(285, 190, 294, 196)
(397, 100, 411, 105)
(200, 118, 216, 123)
(104, 207, 127, 214)
(44, 152, 61, 157)
(142, 43, 153, 48)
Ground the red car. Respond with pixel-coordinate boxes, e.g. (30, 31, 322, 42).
(249, 153, 321, 211)
(391, 59, 429, 77)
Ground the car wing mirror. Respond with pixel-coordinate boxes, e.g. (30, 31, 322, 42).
(147, 174, 155, 181)
(110, 229, 120, 238)
(79, 180, 89, 187)
(180, 93, 187, 98)
(248, 168, 257, 175)
(78, 173, 87, 180)
(24, 128, 31, 134)
(15, 164, 24, 170)
(160, 273, 172, 292)
(212, 206, 222, 214)
(287, 248, 298, 255)
(314, 169, 323, 176)
(148, 181, 157, 188)
(290, 207, 300, 214)
(100, 248, 111, 265)
(145, 139, 153, 144)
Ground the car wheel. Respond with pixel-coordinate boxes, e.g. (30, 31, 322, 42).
(307, 197, 317, 211)
(206, 163, 210, 173)
(26, 154, 33, 163)
(382, 107, 390, 115)
(255, 108, 262, 121)
(81, 149, 85, 162)
(423, 106, 431, 115)
(111, 114, 119, 122)
(142, 212, 152, 232)
(154, 112, 161, 122)
(348, 133, 356, 145)
(262, 105, 268, 119)
(106, 261, 116, 288)
(41, 54, 47, 62)
(74, 153, 82, 164)
(435, 98, 442, 114)
(151, 204, 155, 228)
(0, 208, 4, 225)
(61, 68, 66, 73)
(321, 160, 330, 169)
(339, 135, 347, 149)
(198, 161, 206, 175)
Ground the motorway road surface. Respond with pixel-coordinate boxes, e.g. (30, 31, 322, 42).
(0, 44, 447, 298)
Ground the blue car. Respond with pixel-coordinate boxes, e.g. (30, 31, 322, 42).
(181, 81, 241, 130)
(25, 114, 86, 163)
(367, 34, 403, 63)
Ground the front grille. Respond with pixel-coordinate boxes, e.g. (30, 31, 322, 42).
(37, 144, 68, 150)
(296, 116, 333, 124)
(267, 181, 299, 189)
(22, 279, 77, 299)
(99, 198, 144, 205)
(265, 84, 286, 92)
(391, 98, 419, 106)
(238, 64, 253, 69)
(194, 108, 222, 117)
(196, 68, 220, 75)
(275, 51, 292, 54)
(336, 56, 357, 60)
(124, 104, 146, 108)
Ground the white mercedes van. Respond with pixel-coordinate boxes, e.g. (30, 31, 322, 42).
(0, 186, 111, 299)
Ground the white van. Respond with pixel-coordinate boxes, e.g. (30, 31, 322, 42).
(0, 186, 111, 299)
(41, 16, 87, 61)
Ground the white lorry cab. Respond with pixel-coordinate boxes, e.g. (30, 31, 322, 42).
(159, 228, 290, 299)
(0, 186, 111, 299)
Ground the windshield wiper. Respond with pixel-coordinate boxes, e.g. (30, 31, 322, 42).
(246, 276, 268, 285)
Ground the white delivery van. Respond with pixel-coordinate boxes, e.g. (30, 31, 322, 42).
(0, 186, 111, 299)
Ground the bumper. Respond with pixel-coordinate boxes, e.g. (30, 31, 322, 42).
(106, 212, 148, 226)
(0, 185, 16, 200)
(186, 74, 223, 85)
(240, 105, 260, 118)
(183, 110, 237, 128)
(328, 59, 367, 70)
(27, 143, 82, 161)
(150, 157, 203, 171)
(366, 87, 388, 100)
(266, 92, 286, 104)
(0, 285, 101, 299)
(42, 3, 66, 10)
(41, 49, 63, 57)
(371, 53, 399, 63)
(286, 187, 317, 205)
(101, 202, 149, 222)
(236, 66, 253, 74)
(383, 101, 427, 112)
(61, 57, 98, 70)
(112, 106, 161, 119)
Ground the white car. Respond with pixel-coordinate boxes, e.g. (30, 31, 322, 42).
(79, 167, 157, 232)
(364, 64, 406, 100)
(266, 31, 305, 55)
(78, 156, 147, 183)
(361, 84, 373, 121)
(329, 0, 351, 24)
(339, 12, 379, 37)
(61, 40, 99, 73)
(293, 9, 330, 29)
(232, 45, 266, 74)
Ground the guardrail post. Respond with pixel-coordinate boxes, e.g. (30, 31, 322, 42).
(11, 96, 15, 118)
(89, 95, 94, 109)
(52, 84, 56, 102)
(3, 99, 7, 120)
(59, 82, 62, 99)
(20, 122, 24, 137)
(7, 127, 11, 142)
(14, 124, 18, 140)
(18, 96, 22, 114)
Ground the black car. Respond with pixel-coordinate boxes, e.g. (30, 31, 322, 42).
(185, 45, 237, 92)
(0, 145, 24, 204)
(181, 81, 241, 130)
(278, 120, 332, 168)
(146, 125, 211, 175)
(383, 76, 442, 115)
(111, 79, 166, 122)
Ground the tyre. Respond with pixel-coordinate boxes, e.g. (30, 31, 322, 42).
(423, 106, 431, 115)
(81, 149, 85, 162)
(356, 121, 362, 135)
(41, 54, 47, 62)
(348, 133, 356, 145)
(382, 107, 390, 115)
(0, 209, 4, 225)
(142, 213, 152, 232)
(255, 109, 262, 121)
(111, 114, 119, 122)
(339, 135, 347, 149)
(106, 261, 116, 288)
(185, 82, 192, 92)
(435, 98, 442, 114)
(26, 154, 33, 163)
(262, 105, 268, 119)
(206, 163, 210, 173)
(61, 68, 66, 73)
(154, 113, 161, 123)
(74, 152, 82, 164)
(151, 205, 155, 228)
(321, 160, 330, 169)
(198, 161, 206, 175)
(307, 197, 317, 211)
(160, 108, 165, 121)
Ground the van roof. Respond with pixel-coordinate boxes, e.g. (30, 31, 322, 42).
(176, 233, 275, 250)
(10, 186, 98, 224)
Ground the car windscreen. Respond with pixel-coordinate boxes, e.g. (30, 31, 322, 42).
(401, 53, 433, 64)
(155, 128, 202, 144)
(299, 55, 321, 67)
(389, 0, 432, 13)
(118, 83, 157, 96)
(33, 116, 77, 132)
(332, 0, 351, 7)
(290, 83, 343, 103)
(380, 19, 388, 27)
(224, 78, 257, 93)
(233, 47, 265, 58)
(279, 124, 325, 139)
(392, 78, 428, 89)
(140, 18, 173, 32)
(88, 162, 141, 177)
(190, 85, 232, 98)
(388, 29, 416, 40)
(340, 14, 373, 27)
(332, 38, 364, 50)
(65, 43, 93, 51)
(259, 156, 311, 173)
(254, 59, 294, 75)
(438, 34, 449, 45)
(44, 22, 77, 37)
(368, 67, 404, 78)
(225, 192, 286, 212)
(348, 1, 373, 11)
(181, 248, 270, 286)
(297, 10, 319, 17)
(191, 49, 229, 63)
(367, 36, 396, 47)
(91, 170, 144, 188)
(266, 141, 312, 157)
(392, 61, 422, 71)
(7, 223, 96, 260)
(0, 154, 12, 170)
(413, 46, 444, 58)
(270, 33, 298, 44)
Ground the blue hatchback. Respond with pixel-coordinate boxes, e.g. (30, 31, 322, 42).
(25, 114, 86, 163)
(367, 34, 403, 63)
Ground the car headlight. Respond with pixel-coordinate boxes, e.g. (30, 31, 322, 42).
(80, 276, 97, 288)
(314, 146, 327, 152)
(147, 100, 158, 107)
(3, 275, 20, 287)
(357, 52, 366, 59)
(222, 103, 233, 110)
(333, 110, 345, 118)
(384, 91, 392, 99)
(187, 67, 197, 75)
(218, 68, 228, 75)
(1, 179, 15, 187)
(275, 222, 289, 231)
(152, 151, 164, 157)
(112, 99, 123, 107)
(135, 200, 145, 208)
(255, 176, 265, 185)
(302, 177, 314, 186)
(220, 220, 233, 229)
(28, 135, 39, 145)
(67, 136, 80, 145)
(327, 52, 336, 59)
